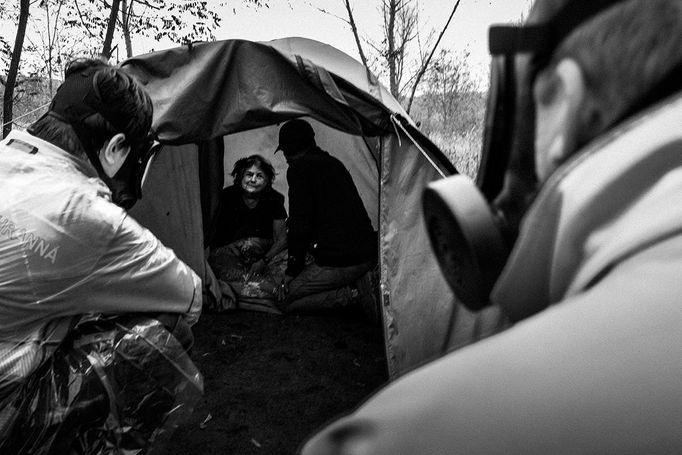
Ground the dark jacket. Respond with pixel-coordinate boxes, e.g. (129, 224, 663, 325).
(286, 147, 376, 275)
(210, 185, 287, 248)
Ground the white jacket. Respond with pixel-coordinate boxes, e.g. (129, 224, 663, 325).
(301, 93, 682, 454)
(0, 130, 201, 387)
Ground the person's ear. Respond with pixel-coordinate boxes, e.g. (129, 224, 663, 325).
(99, 133, 130, 178)
(533, 58, 593, 180)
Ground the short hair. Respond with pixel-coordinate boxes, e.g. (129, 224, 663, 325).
(28, 58, 153, 159)
(531, 0, 682, 142)
(231, 154, 276, 189)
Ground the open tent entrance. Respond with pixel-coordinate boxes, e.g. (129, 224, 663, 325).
(211, 118, 381, 315)
(130, 116, 383, 335)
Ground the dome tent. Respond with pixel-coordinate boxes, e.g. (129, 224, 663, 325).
(121, 36, 464, 377)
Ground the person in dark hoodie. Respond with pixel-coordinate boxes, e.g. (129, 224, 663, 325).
(274, 119, 376, 313)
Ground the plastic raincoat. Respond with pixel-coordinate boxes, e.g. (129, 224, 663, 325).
(0, 130, 203, 452)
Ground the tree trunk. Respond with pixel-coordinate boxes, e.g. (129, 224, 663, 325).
(101, 0, 121, 59)
(3, 0, 30, 139)
(384, 0, 398, 99)
(45, 1, 53, 96)
(121, 0, 133, 58)
(46, 0, 65, 97)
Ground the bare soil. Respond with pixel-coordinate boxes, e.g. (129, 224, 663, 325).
(165, 308, 388, 455)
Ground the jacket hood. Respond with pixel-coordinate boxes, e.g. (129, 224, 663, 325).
(493, 92, 682, 321)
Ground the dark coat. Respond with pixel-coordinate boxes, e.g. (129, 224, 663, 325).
(286, 147, 376, 275)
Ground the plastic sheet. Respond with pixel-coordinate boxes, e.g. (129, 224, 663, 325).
(0, 316, 203, 455)
(208, 238, 289, 314)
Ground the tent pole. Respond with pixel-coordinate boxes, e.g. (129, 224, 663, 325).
(389, 114, 447, 179)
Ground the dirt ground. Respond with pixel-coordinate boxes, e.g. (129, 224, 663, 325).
(165, 307, 388, 455)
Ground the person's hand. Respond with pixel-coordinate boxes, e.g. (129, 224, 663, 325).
(276, 280, 288, 303)
(277, 275, 295, 304)
(185, 296, 202, 326)
(249, 258, 267, 276)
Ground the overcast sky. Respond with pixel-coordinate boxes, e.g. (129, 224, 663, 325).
(0, 1, 531, 88)
(135, 0, 531, 85)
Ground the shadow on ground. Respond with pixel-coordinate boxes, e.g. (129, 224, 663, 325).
(165, 308, 388, 455)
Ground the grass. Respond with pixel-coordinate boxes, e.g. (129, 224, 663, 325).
(429, 129, 481, 179)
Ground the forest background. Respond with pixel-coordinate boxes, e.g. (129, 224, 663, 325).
(0, 0, 529, 176)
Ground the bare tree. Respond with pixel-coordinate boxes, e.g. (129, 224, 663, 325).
(404, 0, 460, 113)
(421, 49, 479, 130)
(1, 0, 269, 138)
(102, 0, 122, 59)
(338, 0, 462, 113)
(343, 0, 368, 68)
(412, 48, 484, 176)
(120, 0, 133, 57)
(3, 0, 30, 138)
(107, 0, 267, 58)
(42, 0, 65, 96)
(382, 0, 417, 99)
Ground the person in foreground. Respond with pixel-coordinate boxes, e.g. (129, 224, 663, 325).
(0, 58, 202, 453)
(274, 119, 377, 315)
(300, 0, 682, 453)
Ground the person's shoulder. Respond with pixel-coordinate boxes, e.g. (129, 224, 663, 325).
(296, 147, 333, 167)
(313, 148, 347, 175)
(269, 188, 285, 200)
(78, 190, 129, 234)
(43, 186, 130, 261)
(313, 147, 341, 165)
(287, 160, 307, 179)
(262, 187, 285, 205)
(43, 172, 122, 228)
(272, 188, 285, 207)
(222, 184, 241, 199)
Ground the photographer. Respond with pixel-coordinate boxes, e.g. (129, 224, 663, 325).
(0, 58, 202, 453)
(300, 0, 682, 453)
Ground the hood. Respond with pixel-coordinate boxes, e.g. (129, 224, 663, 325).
(492, 92, 682, 321)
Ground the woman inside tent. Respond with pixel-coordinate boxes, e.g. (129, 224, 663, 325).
(208, 155, 288, 312)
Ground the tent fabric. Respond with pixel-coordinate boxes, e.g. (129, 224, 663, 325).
(198, 138, 225, 244)
(129, 144, 205, 278)
(122, 37, 459, 377)
(379, 135, 458, 374)
(124, 39, 386, 142)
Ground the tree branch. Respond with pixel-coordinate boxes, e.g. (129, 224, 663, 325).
(101, 0, 121, 58)
(303, 1, 349, 25)
(342, 0, 369, 69)
(73, 0, 98, 38)
(132, 0, 164, 11)
(405, 0, 460, 113)
(4, 0, 30, 138)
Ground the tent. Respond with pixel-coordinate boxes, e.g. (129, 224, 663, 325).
(121, 37, 461, 378)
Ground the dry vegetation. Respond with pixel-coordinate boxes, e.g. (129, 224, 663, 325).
(0, 78, 53, 131)
(411, 89, 486, 177)
(3, 85, 487, 178)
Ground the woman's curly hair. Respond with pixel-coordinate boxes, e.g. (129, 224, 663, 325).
(231, 154, 277, 189)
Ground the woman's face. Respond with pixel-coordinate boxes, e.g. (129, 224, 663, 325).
(241, 164, 269, 195)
